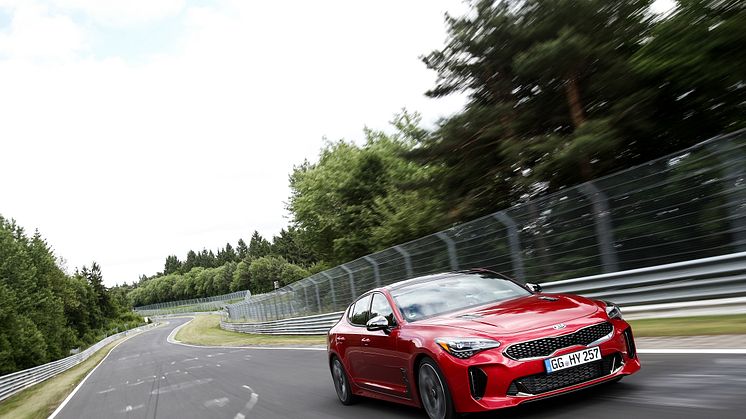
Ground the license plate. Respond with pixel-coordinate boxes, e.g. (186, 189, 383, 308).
(544, 347, 601, 373)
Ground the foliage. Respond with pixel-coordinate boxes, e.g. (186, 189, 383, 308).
(0, 215, 142, 375)
(288, 111, 446, 265)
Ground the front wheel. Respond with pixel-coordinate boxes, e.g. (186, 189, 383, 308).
(418, 358, 457, 419)
(331, 357, 357, 405)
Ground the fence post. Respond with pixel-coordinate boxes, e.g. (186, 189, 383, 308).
(309, 278, 322, 314)
(321, 272, 337, 310)
(364, 256, 381, 288)
(394, 245, 413, 278)
(435, 232, 459, 271)
(493, 211, 526, 282)
(578, 182, 619, 273)
(713, 141, 746, 251)
(341, 265, 356, 300)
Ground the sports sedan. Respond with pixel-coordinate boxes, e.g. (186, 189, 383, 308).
(327, 270, 640, 419)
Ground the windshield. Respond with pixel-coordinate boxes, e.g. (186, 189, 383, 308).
(391, 273, 531, 322)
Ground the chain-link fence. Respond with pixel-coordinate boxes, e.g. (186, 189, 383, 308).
(227, 130, 746, 322)
(134, 290, 249, 316)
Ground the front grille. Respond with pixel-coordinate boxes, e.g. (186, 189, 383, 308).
(504, 322, 613, 360)
(507, 353, 622, 396)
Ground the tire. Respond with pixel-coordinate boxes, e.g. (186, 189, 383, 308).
(418, 358, 458, 419)
(330, 357, 357, 405)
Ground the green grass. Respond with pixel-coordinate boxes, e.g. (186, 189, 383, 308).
(173, 313, 746, 347)
(0, 339, 125, 419)
(174, 315, 327, 346)
(628, 314, 746, 337)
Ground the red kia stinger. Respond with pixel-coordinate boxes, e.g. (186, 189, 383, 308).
(327, 270, 640, 419)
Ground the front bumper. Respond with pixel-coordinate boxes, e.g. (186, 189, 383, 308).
(438, 321, 641, 413)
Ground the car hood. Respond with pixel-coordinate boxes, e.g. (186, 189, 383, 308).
(419, 294, 600, 335)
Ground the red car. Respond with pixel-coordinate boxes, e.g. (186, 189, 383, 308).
(327, 270, 640, 419)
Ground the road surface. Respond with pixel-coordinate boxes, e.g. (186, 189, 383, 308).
(53, 318, 746, 419)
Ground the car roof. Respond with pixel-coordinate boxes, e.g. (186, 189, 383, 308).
(384, 269, 512, 292)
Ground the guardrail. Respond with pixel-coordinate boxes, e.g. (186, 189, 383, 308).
(134, 290, 250, 316)
(221, 312, 344, 335)
(0, 323, 158, 402)
(220, 251, 746, 335)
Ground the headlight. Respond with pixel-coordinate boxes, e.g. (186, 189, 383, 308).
(435, 337, 501, 359)
(603, 301, 623, 319)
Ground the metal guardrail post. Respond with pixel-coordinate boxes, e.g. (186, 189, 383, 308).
(435, 232, 459, 271)
(321, 272, 337, 310)
(364, 256, 381, 288)
(394, 245, 413, 278)
(578, 182, 619, 273)
(303, 286, 309, 310)
(341, 265, 356, 299)
(493, 211, 526, 282)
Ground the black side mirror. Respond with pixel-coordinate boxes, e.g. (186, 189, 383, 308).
(526, 283, 542, 293)
(366, 315, 391, 333)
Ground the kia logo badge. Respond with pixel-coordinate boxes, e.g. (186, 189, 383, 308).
(553, 323, 566, 330)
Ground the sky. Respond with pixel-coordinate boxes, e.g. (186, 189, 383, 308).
(0, 0, 676, 287)
(0, 0, 472, 286)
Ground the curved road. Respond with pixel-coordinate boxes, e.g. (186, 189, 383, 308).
(53, 318, 746, 419)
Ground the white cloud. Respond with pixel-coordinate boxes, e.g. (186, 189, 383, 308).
(51, 0, 186, 26)
(0, 2, 86, 60)
(0, 0, 467, 286)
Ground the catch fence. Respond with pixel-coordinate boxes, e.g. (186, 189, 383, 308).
(227, 130, 746, 322)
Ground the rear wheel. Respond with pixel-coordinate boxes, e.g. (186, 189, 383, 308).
(331, 357, 357, 405)
(418, 358, 457, 419)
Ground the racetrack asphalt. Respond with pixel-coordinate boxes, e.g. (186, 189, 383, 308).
(52, 318, 746, 419)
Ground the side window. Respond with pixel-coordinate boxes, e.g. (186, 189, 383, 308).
(370, 293, 396, 326)
(348, 294, 372, 326)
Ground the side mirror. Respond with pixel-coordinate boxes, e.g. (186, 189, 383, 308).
(526, 283, 542, 293)
(366, 315, 391, 333)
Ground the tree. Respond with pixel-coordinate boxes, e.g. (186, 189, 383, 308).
(164, 255, 182, 275)
(236, 239, 249, 260)
(416, 0, 659, 220)
(288, 111, 444, 265)
(248, 231, 271, 259)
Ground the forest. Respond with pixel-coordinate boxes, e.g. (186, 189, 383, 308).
(0, 216, 142, 375)
(128, 0, 744, 307)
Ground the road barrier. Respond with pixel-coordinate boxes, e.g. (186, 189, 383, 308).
(135, 290, 250, 316)
(0, 323, 158, 403)
(220, 251, 746, 335)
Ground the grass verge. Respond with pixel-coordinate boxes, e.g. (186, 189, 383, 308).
(0, 338, 125, 419)
(172, 313, 746, 347)
(628, 313, 746, 337)
(174, 315, 326, 346)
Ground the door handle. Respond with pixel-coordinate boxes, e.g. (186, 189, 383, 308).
(361, 337, 371, 345)
(336, 336, 346, 343)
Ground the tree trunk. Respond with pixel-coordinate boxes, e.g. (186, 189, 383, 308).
(565, 76, 586, 128)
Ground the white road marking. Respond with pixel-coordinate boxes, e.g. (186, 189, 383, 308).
(151, 378, 213, 395)
(204, 397, 230, 408)
(216, 364, 222, 367)
(121, 404, 144, 413)
(128, 380, 145, 387)
(235, 414, 245, 419)
(47, 324, 162, 419)
(242, 385, 259, 411)
(97, 388, 115, 394)
(639, 349, 746, 354)
(186, 365, 203, 370)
